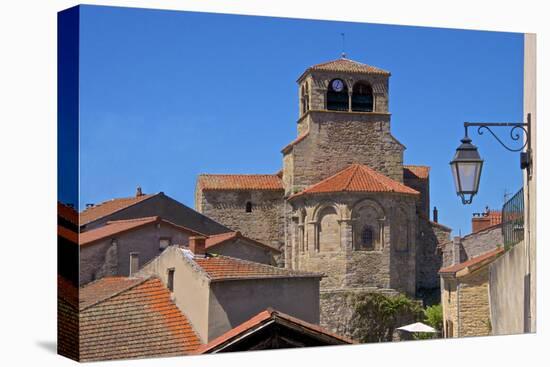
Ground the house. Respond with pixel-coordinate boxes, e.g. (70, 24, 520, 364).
(194, 57, 452, 334)
(438, 210, 503, 269)
(79, 216, 203, 285)
(77, 276, 201, 361)
(439, 247, 504, 338)
(137, 236, 324, 344)
(80, 188, 231, 235)
(194, 308, 355, 353)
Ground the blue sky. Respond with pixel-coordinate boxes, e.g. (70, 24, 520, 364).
(77, 5, 524, 235)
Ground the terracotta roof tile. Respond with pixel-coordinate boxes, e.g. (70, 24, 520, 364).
(193, 255, 322, 281)
(80, 194, 156, 226)
(197, 174, 283, 191)
(79, 216, 204, 247)
(194, 308, 354, 353)
(205, 231, 281, 254)
(79, 277, 200, 361)
(299, 58, 390, 80)
(58, 201, 79, 226)
(290, 164, 419, 199)
(58, 225, 78, 243)
(439, 247, 504, 276)
(282, 132, 309, 154)
(404, 165, 430, 180)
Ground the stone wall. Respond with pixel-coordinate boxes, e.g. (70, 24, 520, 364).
(283, 111, 404, 198)
(458, 268, 491, 337)
(79, 222, 191, 285)
(441, 277, 458, 337)
(289, 193, 417, 297)
(319, 288, 400, 338)
(440, 225, 502, 268)
(403, 175, 429, 218)
(442, 269, 492, 338)
(416, 219, 451, 291)
(198, 189, 285, 251)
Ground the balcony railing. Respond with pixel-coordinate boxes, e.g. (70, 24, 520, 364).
(502, 187, 524, 249)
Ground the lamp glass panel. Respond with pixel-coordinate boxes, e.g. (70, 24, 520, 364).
(457, 162, 481, 192)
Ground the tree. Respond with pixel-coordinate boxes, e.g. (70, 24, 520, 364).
(423, 304, 443, 333)
(350, 293, 423, 343)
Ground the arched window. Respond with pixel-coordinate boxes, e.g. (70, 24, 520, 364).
(352, 82, 373, 112)
(355, 226, 374, 251)
(301, 84, 309, 115)
(317, 206, 340, 252)
(245, 201, 252, 213)
(327, 79, 349, 111)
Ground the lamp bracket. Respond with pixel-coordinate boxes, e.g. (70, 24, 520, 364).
(464, 113, 532, 175)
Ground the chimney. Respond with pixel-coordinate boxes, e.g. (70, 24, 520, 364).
(471, 209, 491, 233)
(433, 206, 438, 223)
(136, 186, 143, 197)
(452, 236, 462, 265)
(189, 236, 207, 257)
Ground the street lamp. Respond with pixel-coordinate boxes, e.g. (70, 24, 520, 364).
(450, 136, 483, 205)
(451, 113, 532, 205)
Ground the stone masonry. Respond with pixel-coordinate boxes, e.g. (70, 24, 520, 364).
(195, 58, 452, 336)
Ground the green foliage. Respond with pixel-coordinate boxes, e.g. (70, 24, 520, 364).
(350, 293, 423, 343)
(423, 304, 443, 332)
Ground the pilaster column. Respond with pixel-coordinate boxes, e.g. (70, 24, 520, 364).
(338, 218, 355, 253)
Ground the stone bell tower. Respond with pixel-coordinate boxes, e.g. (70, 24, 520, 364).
(282, 57, 404, 198)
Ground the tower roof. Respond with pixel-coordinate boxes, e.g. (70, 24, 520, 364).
(298, 57, 390, 81)
(288, 163, 419, 199)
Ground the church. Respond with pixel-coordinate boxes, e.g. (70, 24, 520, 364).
(195, 57, 451, 335)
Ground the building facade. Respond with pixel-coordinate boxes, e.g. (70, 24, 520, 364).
(195, 58, 451, 335)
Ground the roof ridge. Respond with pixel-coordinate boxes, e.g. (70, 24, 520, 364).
(199, 173, 281, 177)
(289, 163, 418, 199)
(343, 164, 360, 191)
(80, 276, 152, 311)
(105, 216, 159, 225)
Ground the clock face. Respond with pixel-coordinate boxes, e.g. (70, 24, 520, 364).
(331, 79, 344, 92)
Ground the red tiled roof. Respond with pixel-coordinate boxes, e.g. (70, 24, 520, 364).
(194, 308, 354, 353)
(80, 194, 156, 225)
(58, 201, 78, 225)
(299, 58, 390, 81)
(58, 275, 79, 308)
(281, 132, 309, 154)
(439, 247, 504, 276)
(205, 231, 281, 254)
(58, 225, 78, 243)
(79, 277, 201, 361)
(289, 164, 419, 199)
(197, 174, 283, 191)
(193, 255, 322, 281)
(404, 165, 430, 180)
(79, 216, 204, 247)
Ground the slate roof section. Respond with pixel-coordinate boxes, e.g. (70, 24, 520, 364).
(298, 58, 390, 81)
(206, 231, 281, 253)
(194, 308, 354, 354)
(193, 255, 323, 282)
(439, 247, 504, 276)
(80, 194, 156, 226)
(289, 163, 419, 199)
(197, 174, 284, 191)
(79, 277, 201, 361)
(79, 216, 204, 247)
(404, 165, 430, 180)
